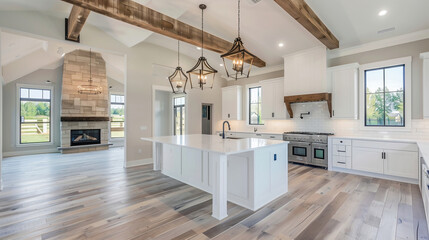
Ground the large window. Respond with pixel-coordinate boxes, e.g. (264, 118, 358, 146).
(19, 87, 51, 144)
(174, 96, 186, 135)
(249, 87, 263, 125)
(365, 65, 405, 127)
(110, 94, 125, 138)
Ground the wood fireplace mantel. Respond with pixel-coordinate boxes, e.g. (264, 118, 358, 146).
(284, 93, 332, 118)
(61, 117, 110, 122)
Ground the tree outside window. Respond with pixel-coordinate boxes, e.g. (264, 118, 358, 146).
(365, 65, 405, 127)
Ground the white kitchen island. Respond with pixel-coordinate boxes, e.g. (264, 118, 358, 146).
(141, 134, 289, 220)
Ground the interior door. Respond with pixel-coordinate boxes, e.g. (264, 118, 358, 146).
(202, 104, 212, 135)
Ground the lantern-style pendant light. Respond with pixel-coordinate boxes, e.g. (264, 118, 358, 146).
(187, 4, 217, 90)
(168, 41, 188, 94)
(221, 0, 256, 80)
(77, 49, 102, 95)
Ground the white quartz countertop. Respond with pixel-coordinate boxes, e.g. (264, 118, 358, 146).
(142, 134, 288, 155)
(330, 135, 429, 143)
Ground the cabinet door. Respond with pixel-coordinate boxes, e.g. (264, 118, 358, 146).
(330, 66, 358, 119)
(384, 150, 418, 179)
(274, 81, 286, 119)
(227, 155, 249, 200)
(352, 147, 383, 174)
(181, 147, 204, 188)
(162, 144, 182, 179)
(270, 146, 287, 190)
(261, 83, 274, 119)
(222, 88, 233, 119)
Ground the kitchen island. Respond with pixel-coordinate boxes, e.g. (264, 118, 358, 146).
(141, 134, 289, 220)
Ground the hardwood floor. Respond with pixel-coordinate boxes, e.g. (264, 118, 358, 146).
(0, 148, 428, 239)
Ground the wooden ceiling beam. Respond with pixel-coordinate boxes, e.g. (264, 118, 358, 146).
(274, 0, 339, 49)
(66, 5, 90, 41)
(60, 0, 266, 68)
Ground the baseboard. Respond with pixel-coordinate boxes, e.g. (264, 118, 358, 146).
(126, 158, 152, 168)
(3, 148, 60, 157)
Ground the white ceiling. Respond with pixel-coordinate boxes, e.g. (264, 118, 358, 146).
(0, 0, 428, 73)
(306, 0, 429, 48)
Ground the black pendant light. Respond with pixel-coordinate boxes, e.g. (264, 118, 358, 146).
(186, 4, 218, 90)
(221, 0, 256, 80)
(168, 41, 188, 94)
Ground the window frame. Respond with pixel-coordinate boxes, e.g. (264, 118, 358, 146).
(364, 64, 405, 127)
(359, 56, 412, 131)
(246, 83, 264, 126)
(16, 84, 54, 147)
(110, 93, 125, 139)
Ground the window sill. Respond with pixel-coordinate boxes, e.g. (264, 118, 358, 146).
(16, 142, 54, 148)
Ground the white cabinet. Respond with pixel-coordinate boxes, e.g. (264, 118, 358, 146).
(332, 138, 352, 169)
(328, 63, 359, 119)
(352, 147, 384, 174)
(351, 140, 418, 179)
(421, 52, 429, 118)
(261, 78, 286, 120)
(384, 150, 418, 179)
(222, 85, 242, 120)
(162, 144, 182, 179)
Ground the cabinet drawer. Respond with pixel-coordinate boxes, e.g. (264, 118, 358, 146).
(353, 140, 417, 152)
(333, 155, 351, 169)
(332, 139, 351, 146)
(262, 134, 283, 140)
(333, 144, 352, 156)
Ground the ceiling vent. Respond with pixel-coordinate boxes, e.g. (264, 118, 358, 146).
(249, 0, 263, 4)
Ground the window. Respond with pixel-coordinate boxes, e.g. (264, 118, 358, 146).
(174, 96, 186, 135)
(19, 87, 51, 144)
(249, 87, 263, 125)
(365, 65, 405, 127)
(110, 94, 125, 138)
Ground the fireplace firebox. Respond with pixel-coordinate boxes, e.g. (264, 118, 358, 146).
(70, 129, 101, 146)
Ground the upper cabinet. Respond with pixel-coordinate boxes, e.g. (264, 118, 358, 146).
(421, 52, 429, 118)
(222, 85, 242, 120)
(261, 78, 287, 120)
(328, 63, 359, 119)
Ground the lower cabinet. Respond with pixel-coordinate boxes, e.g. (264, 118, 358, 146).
(352, 147, 384, 174)
(350, 140, 418, 180)
(384, 150, 418, 179)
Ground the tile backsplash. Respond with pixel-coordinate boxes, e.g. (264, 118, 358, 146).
(222, 101, 429, 140)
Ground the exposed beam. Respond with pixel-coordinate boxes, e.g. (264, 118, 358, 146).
(60, 0, 266, 68)
(274, 0, 339, 49)
(66, 5, 90, 41)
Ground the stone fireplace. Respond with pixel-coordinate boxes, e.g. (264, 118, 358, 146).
(60, 49, 110, 154)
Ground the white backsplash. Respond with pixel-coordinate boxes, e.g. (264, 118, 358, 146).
(223, 101, 429, 140)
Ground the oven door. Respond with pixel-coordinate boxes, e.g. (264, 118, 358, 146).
(311, 143, 328, 167)
(288, 142, 311, 164)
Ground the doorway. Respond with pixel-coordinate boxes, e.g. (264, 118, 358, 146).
(202, 104, 212, 135)
(174, 96, 186, 135)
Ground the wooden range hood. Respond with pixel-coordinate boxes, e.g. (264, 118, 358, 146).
(284, 93, 332, 118)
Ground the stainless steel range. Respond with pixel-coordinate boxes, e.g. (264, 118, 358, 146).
(283, 132, 334, 168)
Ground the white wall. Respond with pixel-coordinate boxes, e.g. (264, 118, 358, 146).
(0, 11, 226, 166)
(2, 67, 62, 156)
(0, 30, 3, 189)
(154, 90, 172, 137)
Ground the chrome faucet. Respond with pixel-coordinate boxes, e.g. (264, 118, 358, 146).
(222, 121, 231, 139)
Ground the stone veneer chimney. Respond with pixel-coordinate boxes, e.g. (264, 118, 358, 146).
(60, 49, 110, 153)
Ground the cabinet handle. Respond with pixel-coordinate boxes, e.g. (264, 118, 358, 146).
(228, 114, 230, 118)
(333, 110, 335, 117)
(256, 134, 262, 136)
(382, 152, 384, 159)
(337, 150, 346, 153)
(272, 112, 275, 118)
(337, 161, 346, 164)
(270, 136, 275, 139)
(427, 185, 429, 191)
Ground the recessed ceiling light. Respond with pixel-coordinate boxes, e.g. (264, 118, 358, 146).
(278, 43, 284, 47)
(196, 47, 202, 50)
(378, 10, 388, 16)
(220, 63, 224, 67)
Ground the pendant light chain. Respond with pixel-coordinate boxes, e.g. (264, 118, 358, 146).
(238, 0, 240, 38)
(177, 41, 180, 66)
(89, 48, 92, 84)
(201, 6, 204, 57)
